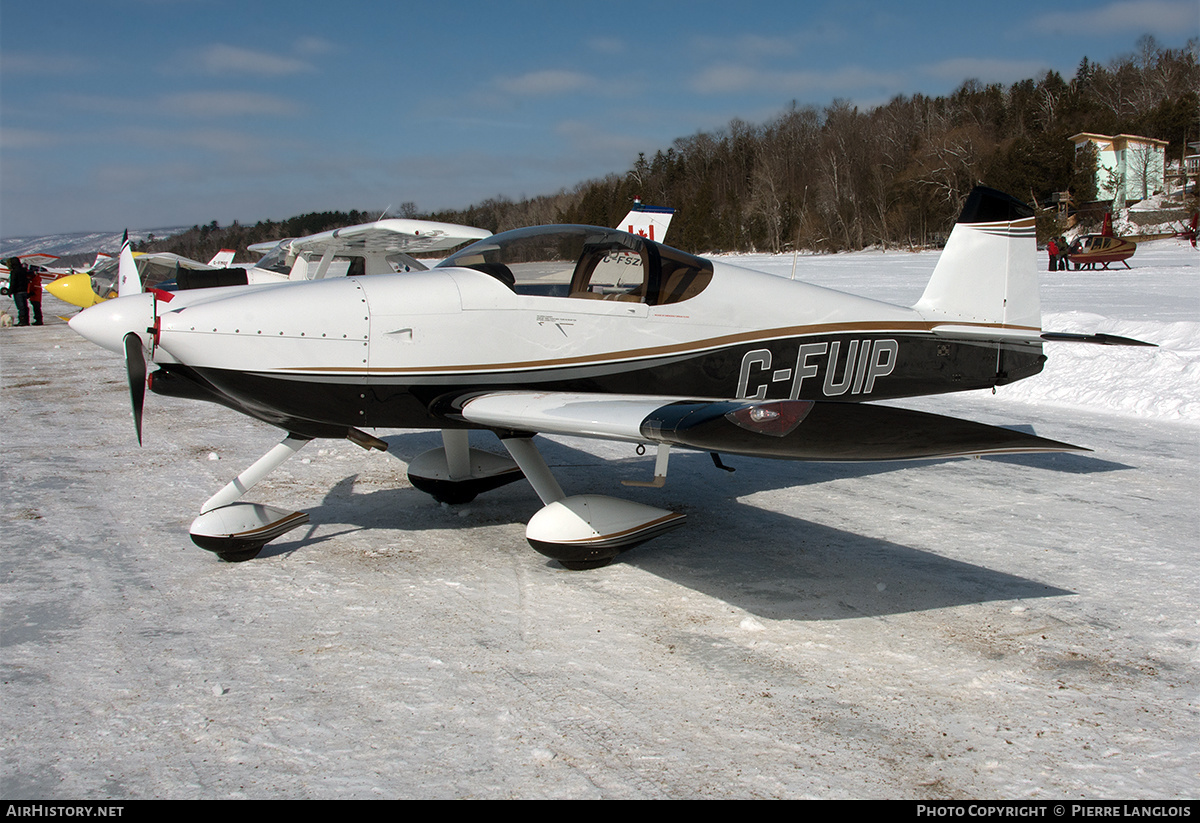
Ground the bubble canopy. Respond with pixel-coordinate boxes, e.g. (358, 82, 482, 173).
(438, 225, 713, 305)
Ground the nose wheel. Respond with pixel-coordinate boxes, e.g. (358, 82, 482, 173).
(190, 503, 311, 562)
(188, 436, 314, 560)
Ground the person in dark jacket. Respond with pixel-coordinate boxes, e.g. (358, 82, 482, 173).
(26, 262, 43, 325)
(6, 257, 30, 326)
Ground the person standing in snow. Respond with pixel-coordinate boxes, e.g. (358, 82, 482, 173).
(25, 262, 43, 325)
(1046, 238, 1059, 272)
(5, 257, 30, 326)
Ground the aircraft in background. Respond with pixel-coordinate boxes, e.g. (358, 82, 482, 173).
(1, 254, 56, 290)
(1066, 213, 1137, 271)
(221, 203, 670, 288)
(44, 221, 488, 308)
(1174, 212, 1198, 248)
(46, 248, 251, 309)
(68, 187, 1153, 568)
(208, 218, 494, 287)
(45, 203, 671, 307)
(2, 253, 63, 271)
(619, 200, 674, 242)
(206, 249, 236, 268)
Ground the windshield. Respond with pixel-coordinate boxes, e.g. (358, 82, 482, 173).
(437, 225, 712, 305)
(254, 241, 294, 275)
(253, 242, 431, 279)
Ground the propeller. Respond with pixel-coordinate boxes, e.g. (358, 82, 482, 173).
(70, 287, 164, 445)
(123, 331, 147, 445)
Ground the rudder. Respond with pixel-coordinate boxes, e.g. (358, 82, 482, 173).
(914, 187, 1039, 330)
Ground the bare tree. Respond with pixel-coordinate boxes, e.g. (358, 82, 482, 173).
(1125, 142, 1160, 201)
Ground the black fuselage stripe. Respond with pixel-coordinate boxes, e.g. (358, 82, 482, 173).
(161, 332, 1045, 433)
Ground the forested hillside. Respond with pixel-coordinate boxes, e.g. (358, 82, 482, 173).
(135, 210, 378, 262)
(146, 36, 1197, 260)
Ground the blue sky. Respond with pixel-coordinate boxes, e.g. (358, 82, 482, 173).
(1, 0, 1196, 237)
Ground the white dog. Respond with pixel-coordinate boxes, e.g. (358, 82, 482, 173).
(0, 311, 13, 327)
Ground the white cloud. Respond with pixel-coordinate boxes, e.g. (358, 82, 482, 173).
(293, 37, 336, 57)
(158, 91, 302, 119)
(691, 33, 803, 58)
(494, 70, 593, 96)
(554, 118, 640, 150)
(690, 64, 760, 94)
(921, 57, 1052, 85)
(588, 37, 625, 55)
(0, 127, 65, 150)
(198, 44, 315, 77)
(689, 63, 902, 96)
(0, 52, 94, 76)
(111, 125, 277, 156)
(52, 90, 301, 121)
(1031, 0, 1199, 36)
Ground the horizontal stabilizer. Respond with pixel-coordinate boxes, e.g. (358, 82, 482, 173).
(649, 399, 1087, 461)
(1041, 331, 1156, 347)
(454, 391, 1086, 462)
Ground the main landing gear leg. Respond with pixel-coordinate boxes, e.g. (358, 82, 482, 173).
(189, 434, 314, 562)
(406, 429, 525, 504)
(499, 435, 685, 570)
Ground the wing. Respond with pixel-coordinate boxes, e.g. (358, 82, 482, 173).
(286, 219, 491, 257)
(18, 253, 60, 268)
(448, 391, 1087, 461)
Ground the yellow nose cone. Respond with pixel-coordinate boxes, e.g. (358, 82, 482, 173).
(46, 273, 104, 308)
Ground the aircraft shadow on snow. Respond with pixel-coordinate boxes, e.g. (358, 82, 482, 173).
(245, 430, 1125, 621)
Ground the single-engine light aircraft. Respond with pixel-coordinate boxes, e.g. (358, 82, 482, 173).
(45, 221, 492, 308)
(68, 187, 1152, 569)
(47, 205, 668, 309)
(232, 203, 667, 288)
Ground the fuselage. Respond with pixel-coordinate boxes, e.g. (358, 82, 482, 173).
(137, 253, 1044, 438)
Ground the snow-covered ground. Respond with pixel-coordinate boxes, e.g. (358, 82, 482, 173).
(0, 227, 188, 260)
(1, 240, 1196, 799)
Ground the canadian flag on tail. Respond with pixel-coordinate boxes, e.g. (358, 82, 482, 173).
(619, 200, 675, 243)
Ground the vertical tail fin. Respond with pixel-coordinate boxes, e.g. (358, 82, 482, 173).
(117, 231, 143, 298)
(618, 201, 675, 243)
(207, 249, 236, 267)
(914, 187, 1040, 330)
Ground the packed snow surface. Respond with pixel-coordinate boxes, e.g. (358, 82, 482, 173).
(1, 239, 1197, 799)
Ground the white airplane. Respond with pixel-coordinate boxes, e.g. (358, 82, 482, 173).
(46, 248, 249, 308)
(67, 187, 1152, 568)
(225, 204, 669, 288)
(45, 220, 492, 308)
(206, 249, 237, 268)
(1, 254, 61, 292)
(46, 206, 666, 307)
(197, 218, 496, 287)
